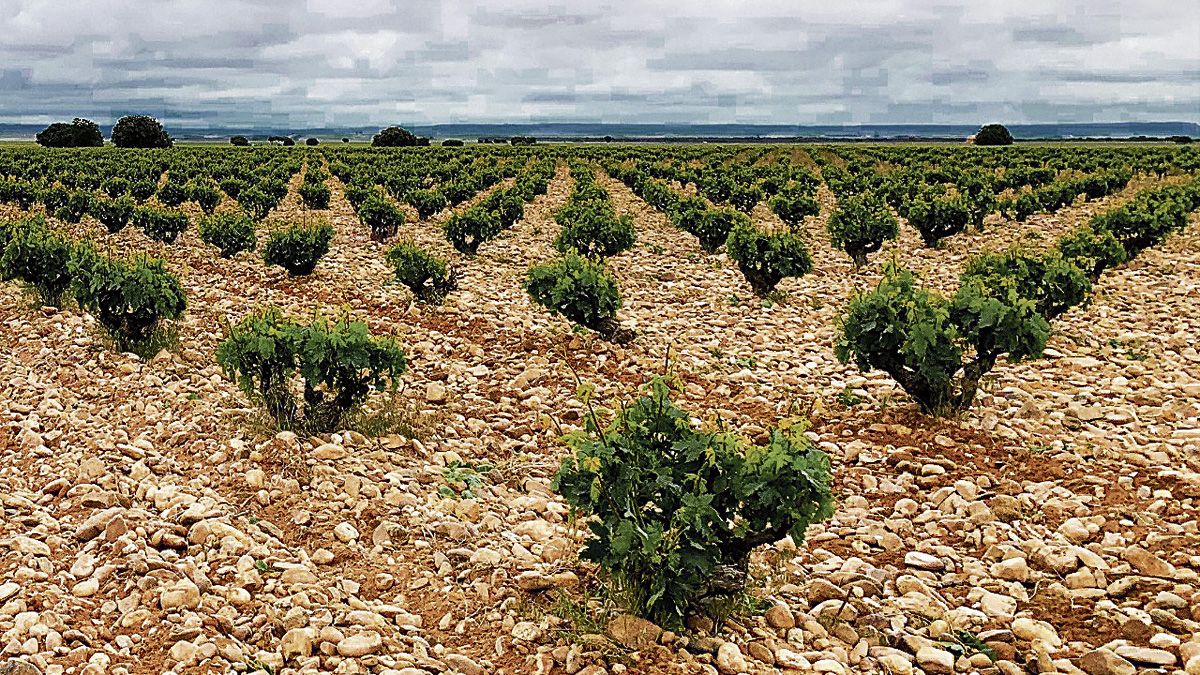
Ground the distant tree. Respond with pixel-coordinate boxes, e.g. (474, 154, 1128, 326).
(442, 139, 464, 147)
(35, 118, 104, 148)
(510, 136, 537, 146)
(342, 138, 350, 143)
(603, 135, 614, 143)
(975, 124, 1014, 146)
(372, 126, 420, 147)
(1169, 135, 1194, 145)
(416, 137, 431, 147)
(306, 137, 319, 146)
(230, 135, 250, 146)
(268, 136, 296, 146)
(111, 115, 172, 148)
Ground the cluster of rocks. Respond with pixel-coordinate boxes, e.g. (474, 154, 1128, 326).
(1, 162, 1198, 674)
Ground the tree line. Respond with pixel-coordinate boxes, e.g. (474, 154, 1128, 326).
(35, 116, 549, 148)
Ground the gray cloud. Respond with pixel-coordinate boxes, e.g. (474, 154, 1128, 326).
(1046, 68, 1200, 84)
(1011, 26, 1096, 45)
(0, 0, 1195, 128)
(931, 67, 993, 86)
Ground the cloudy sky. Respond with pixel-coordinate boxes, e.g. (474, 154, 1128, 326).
(0, 0, 1196, 128)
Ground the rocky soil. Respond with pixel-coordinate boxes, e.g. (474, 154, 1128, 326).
(1, 162, 1199, 675)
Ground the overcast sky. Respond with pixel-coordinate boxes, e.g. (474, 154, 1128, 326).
(0, 0, 1196, 128)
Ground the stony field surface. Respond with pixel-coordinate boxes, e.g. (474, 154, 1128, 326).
(1, 164, 1199, 675)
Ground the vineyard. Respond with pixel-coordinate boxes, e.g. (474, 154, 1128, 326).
(1, 142, 1199, 675)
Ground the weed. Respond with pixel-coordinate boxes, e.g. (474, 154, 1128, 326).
(732, 355, 757, 369)
(440, 460, 493, 499)
(940, 629, 998, 662)
(341, 391, 429, 439)
(837, 388, 863, 408)
(242, 658, 277, 675)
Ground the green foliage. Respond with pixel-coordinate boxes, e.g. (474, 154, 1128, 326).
(444, 207, 500, 255)
(408, 189, 447, 219)
(637, 178, 680, 213)
(0, 219, 74, 305)
(727, 182, 765, 213)
(693, 207, 749, 253)
(39, 185, 69, 213)
(299, 180, 331, 210)
(185, 179, 222, 214)
(442, 178, 476, 206)
(111, 115, 172, 148)
(372, 126, 420, 147)
(440, 163, 544, 253)
(484, 190, 525, 229)
(133, 206, 189, 243)
(906, 189, 970, 246)
(525, 253, 622, 336)
(554, 198, 636, 258)
(956, 169, 998, 227)
(69, 244, 186, 351)
(239, 187, 276, 221)
(1089, 180, 1197, 255)
(199, 213, 258, 258)
(102, 177, 130, 199)
(35, 118, 104, 148)
(91, 196, 135, 233)
(130, 180, 157, 204)
(827, 193, 899, 266)
(669, 195, 709, 235)
(1012, 191, 1040, 221)
(263, 222, 334, 275)
(220, 178, 247, 200)
(356, 194, 405, 241)
(157, 181, 187, 207)
(949, 276, 1050, 367)
(553, 376, 834, 627)
(54, 190, 92, 223)
(835, 263, 1048, 413)
(1, 181, 37, 210)
(769, 183, 820, 226)
(962, 249, 1091, 319)
(725, 222, 812, 296)
(386, 242, 456, 303)
(974, 124, 1014, 146)
(216, 308, 407, 432)
(1056, 223, 1127, 280)
(439, 461, 493, 499)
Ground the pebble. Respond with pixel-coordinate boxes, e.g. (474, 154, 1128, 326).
(0, 163, 1195, 675)
(336, 633, 382, 657)
(904, 551, 943, 570)
(716, 642, 748, 674)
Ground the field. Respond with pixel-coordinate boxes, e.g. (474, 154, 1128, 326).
(1, 143, 1199, 675)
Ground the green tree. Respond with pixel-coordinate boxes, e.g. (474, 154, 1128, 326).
(974, 124, 1014, 146)
(35, 118, 104, 147)
(111, 115, 172, 148)
(372, 126, 420, 147)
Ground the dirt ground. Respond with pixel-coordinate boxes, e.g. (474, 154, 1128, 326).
(1, 160, 1198, 675)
